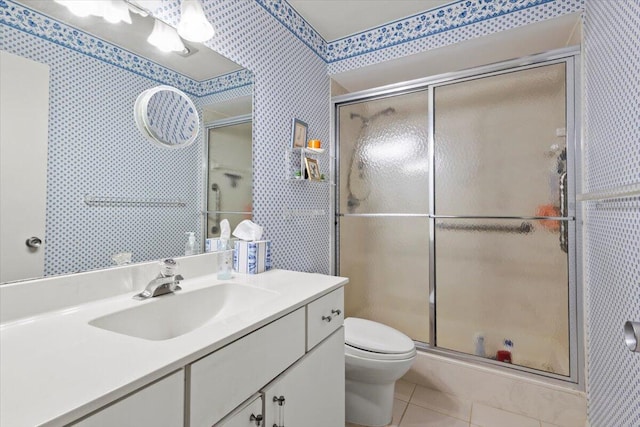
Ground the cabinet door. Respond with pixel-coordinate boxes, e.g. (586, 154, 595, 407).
(262, 328, 345, 427)
(73, 370, 184, 427)
(215, 394, 263, 427)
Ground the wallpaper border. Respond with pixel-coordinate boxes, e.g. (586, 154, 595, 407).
(253, 0, 580, 64)
(0, 0, 252, 97)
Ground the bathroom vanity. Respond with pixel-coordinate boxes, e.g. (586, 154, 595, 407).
(0, 258, 347, 427)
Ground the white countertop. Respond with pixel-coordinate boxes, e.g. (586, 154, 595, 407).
(0, 269, 348, 427)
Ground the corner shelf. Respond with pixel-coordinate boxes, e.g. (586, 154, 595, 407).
(284, 147, 329, 183)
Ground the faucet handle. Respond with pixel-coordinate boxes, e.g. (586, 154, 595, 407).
(159, 258, 178, 276)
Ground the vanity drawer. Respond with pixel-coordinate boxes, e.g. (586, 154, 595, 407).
(189, 308, 305, 427)
(306, 287, 344, 350)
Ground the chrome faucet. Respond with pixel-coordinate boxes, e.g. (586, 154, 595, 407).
(133, 259, 184, 300)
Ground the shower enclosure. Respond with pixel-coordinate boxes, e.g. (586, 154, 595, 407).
(205, 118, 253, 238)
(334, 51, 579, 381)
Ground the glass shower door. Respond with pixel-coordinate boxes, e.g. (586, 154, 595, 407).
(432, 63, 574, 376)
(206, 121, 253, 237)
(337, 90, 431, 343)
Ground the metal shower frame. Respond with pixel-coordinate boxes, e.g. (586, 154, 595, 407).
(330, 46, 584, 387)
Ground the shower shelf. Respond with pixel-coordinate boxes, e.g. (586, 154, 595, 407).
(284, 147, 328, 183)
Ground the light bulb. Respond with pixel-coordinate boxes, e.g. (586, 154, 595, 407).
(54, 0, 102, 17)
(177, 0, 214, 43)
(103, 0, 132, 24)
(147, 19, 186, 53)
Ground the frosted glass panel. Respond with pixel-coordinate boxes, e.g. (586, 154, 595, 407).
(207, 123, 252, 237)
(434, 64, 566, 216)
(435, 218, 569, 376)
(340, 216, 430, 343)
(338, 91, 429, 214)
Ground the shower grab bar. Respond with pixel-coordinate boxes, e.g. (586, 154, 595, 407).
(436, 221, 534, 234)
(429, 214, 574, 220)
(210, 184, 221, 234)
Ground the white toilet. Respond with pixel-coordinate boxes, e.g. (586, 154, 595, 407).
(344, 317, 416, 427)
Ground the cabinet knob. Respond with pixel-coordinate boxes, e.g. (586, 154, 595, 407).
(249, 413, 263, 426)
(322, 315, 332, 322)
(331, 309, 342, 316)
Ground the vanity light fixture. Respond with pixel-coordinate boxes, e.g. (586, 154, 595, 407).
(147, 18, 187, 53)
(54, 0, 131, 24)
(177, 0, 215, 43)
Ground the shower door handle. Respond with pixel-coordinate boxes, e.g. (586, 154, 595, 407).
(559, 172, 568, 253)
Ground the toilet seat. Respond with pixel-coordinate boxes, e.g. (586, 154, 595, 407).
(346, 343, 416, 361)
(345, 318, 416, 360)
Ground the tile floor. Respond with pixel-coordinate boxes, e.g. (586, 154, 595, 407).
(346, 379, 552, 427)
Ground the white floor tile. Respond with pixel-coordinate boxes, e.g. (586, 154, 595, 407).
(471, 403, 540, 427)
(345, 399, 408, 427)
(410, 385, 472, 422)
(400, 404, 469, 427)
(395, 380, 417, 402)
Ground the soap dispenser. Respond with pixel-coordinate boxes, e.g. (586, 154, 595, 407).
(184, 232, 196, 256)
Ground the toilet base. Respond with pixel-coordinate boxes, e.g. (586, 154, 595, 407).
(345, 379, 394, 427)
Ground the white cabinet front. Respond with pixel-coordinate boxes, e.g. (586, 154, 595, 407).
(307, 287, 344, 350)
(262, 328, 345, 427)
(73, 370, 184, 427)
(189, 308, 305, 427)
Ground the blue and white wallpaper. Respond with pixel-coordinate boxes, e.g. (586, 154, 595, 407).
(1, 24, 205, 276)
(2, 0, 612, 285)
(0, 0, 331, 276)
(252, 0, 584, 74)
(582, 0, 640, 425)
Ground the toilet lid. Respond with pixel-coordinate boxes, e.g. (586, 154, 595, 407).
(344, 317, 415, 354)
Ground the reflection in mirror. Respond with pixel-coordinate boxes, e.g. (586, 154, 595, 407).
(204, 96, 254, 237)
(0, 0, 253, 284)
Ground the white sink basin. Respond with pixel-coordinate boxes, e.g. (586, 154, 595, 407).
(89, 283, 278, 340)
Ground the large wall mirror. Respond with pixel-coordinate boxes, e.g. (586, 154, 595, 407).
(0, 0, 253, 284)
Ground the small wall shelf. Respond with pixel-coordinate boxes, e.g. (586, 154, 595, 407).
(284, 147, 329, 182)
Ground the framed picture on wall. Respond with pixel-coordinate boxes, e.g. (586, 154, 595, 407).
(291, 118, 308, 149)
(304, 157, 321, 180)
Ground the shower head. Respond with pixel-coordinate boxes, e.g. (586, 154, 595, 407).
(350, 112, 368, 124)
(368, 107, 396, 123)
(349, 107, 396, 127)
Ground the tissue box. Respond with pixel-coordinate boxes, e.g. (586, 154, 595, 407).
(234, 240, 272, 274)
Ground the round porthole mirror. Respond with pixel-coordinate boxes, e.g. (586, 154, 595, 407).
(134, 85, 200, 149)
